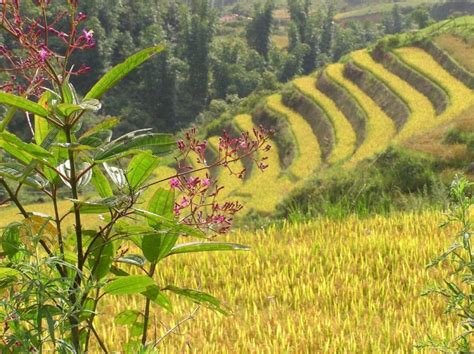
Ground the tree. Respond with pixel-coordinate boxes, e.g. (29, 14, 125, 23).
(246, 0, 275, 60)
(320, 3, 335, 55)
(183, 0, 216, 118)
(392, 4, 403, 33)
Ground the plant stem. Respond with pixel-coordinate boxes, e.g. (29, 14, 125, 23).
(64, 126, 84, 351)
(141, 263, 157, 346)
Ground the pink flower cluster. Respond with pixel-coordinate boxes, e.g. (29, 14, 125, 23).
(166, 126, 273, 234)
(0, 1, 94, 96)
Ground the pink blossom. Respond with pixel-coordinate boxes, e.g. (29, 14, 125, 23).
(39, 47, 48, 62)
(82, 29, 94, 46)
(202, 178, 211, 187)
(170, 178, 180, 189)
(177, 140, 186, 151)
(179, 197, 190, 208)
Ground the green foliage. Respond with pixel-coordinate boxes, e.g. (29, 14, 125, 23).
(0, 43, 250, 352)
(246, 0, 274, 59)
(418, 176, 474, 351)
(277, 147, 448, 219)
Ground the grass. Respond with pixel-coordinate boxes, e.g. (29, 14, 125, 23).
(351, 50, 436, 142)
(266, 94, 321, 179)
(233, 114, 292, 214)
(325, 63, 397, 167)
(434, 34, 474, 72)
(87, 210, 456, 352)
(394, 47, 474, 123)
(293, 77, 356, 164)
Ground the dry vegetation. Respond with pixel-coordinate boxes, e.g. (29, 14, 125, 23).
(434, 34, 474, 72)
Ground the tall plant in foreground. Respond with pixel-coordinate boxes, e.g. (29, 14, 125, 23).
(0, 1, 271, 352)
(418, 176, 473, 352)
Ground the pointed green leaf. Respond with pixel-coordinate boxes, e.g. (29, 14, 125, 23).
(168, 242, 250, 257)
(116, 254, 145, 267)
(87, 235, 115, 279)
(0, 163, 47, 188)
(79, 117, 120, 140)
(2, 223, 22, 257)
(34, 92, 51, 145)
(164, 285, 228, 315)
(147, 188, 175, 225)
(0, 132, 52, 161)
(104, 275, 155, 296)
(94, 133, 175, 162)
(142, 232, 179, 263)
(115, 310, 141, 325)
(0, 92, 49, 117)
(85, 46, 165, 100)
(91, 166, 113, 198)
(142, 285, 173, 312)
(126, 152, 160, 189)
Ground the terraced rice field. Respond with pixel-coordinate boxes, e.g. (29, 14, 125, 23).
(351, 50, 437, 142)
(325, 63, 397, 167)
(394, 47, 474, 122)
(293, 77, 356, 164)
(195, 37, 474, 216)
(266, 94, 321, 179)
(234, 115, 292, 214)
(208, 136, 244, 199)
(90, 211, 456, 352)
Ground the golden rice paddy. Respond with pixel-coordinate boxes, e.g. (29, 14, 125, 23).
(293, 77, 356, 164)
(266, 94, 321, 179)
(89, 211, 456, 352)
(351, 50, 437, 142)
(325, 63, 397, 167)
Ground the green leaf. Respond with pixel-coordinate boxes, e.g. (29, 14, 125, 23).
(104, 275, 155, 296)
(164, 285, 228, 315)
(94, 132, 175, 162)
(1, 223, 22, 257)
(79, 117, 119, 139)
(72, 195, 129, 214)
(0, 92, 49, 117)
(115, 310, 140, 325)
(142, 232, 179, 263)
(56, 99, 101, 117)
(147, 188, 175, 223)
(0, 268, 20, 279)
(0, 132, 53, 163)
(91, 166, 113, 198)
(85, 46, 164, 100)
(142, 285, 173, 312)
(34, 92, 51, 145)
(0, 163, 47, 188)
(168, 242, 250, 257)
(116, 255, 145, 267)
(126, 152, 160, 189)
(87, 235, 115, 279)
(109, 266, 129, 277)
(79, 130, 113, 148)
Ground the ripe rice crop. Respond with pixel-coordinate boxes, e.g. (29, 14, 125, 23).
(351, 50, 436, 142)
(266, 94, 321, 179)
(234, 114, 293, 214)
(90, 211, 456, 352)
(394, 47, 474, 122)
(293, 77, 356, 164)
(325, 63, 397, 167)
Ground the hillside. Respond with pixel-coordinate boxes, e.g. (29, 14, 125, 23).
(193, 17, 474, 216)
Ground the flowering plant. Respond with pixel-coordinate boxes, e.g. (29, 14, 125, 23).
(0, 1, 271, 352)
